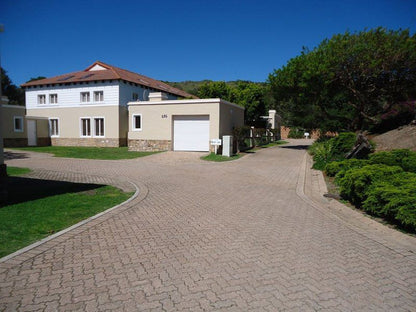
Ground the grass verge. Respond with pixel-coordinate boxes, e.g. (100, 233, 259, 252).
(0, 185, 133, 258)
(10, 146, 159, 160)
(7, 166, 32, 176)
(246, 140, 289, 152)
(201, 153, 242, 162)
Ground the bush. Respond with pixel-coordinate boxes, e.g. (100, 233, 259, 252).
(369, 149, 416, 173)
(288, 127, 305, 139)
(337, 164, 404, 206)
(325, 159, 370, 177)
(308, 132, 357, 170)
(362, 174, 416, 232)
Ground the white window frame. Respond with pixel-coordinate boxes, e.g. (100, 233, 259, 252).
(49, 93, 58, 104)
(93, 117, 105, 137)
(132, 114, 142, 131)
(80, 92, 90, 103)
(94, 91, 104, 102)
(80, 117, 92, 137)
(38, 94, 46, 104)
(13, 116, 24, 132)
(49, 118, 59, 137)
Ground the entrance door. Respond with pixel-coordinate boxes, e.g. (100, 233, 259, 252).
(27, 120, 37, 146)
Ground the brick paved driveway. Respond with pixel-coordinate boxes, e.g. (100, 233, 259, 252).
(1, 140, 416, 311)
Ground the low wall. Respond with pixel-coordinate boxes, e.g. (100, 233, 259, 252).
(51, 138, 126, 147)
(128, 139, 171, 152)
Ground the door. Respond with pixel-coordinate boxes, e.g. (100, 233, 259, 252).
(27, 120, 37, 146)
(173, 115, 210, 151)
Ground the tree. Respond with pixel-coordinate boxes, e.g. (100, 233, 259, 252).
(197, 80, 268, 126)
(268, 28, 416, 132)
(1, 67, 25, 106)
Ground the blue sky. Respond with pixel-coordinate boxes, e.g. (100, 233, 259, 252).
(1, 0, 415, 86)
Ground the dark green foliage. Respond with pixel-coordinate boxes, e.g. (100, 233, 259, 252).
(325, 159, 370, 177)
(268, 28, 416, 132)
(368, 149, 416, 173)
(288, 127, 304, 138)
(362, 173, 416, 231)
(337, 164, 403, 206)
(308, 132, 357, 169)
(1, 67, 25, 105)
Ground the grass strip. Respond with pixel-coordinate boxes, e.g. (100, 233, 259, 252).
(0, 185, 133, 257)
(11, 146, 159, 160)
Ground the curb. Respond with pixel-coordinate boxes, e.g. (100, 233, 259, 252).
(0, 180, 146, 264)
(296, 152, 416, 257)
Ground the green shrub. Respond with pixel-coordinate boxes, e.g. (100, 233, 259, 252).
(337, 164, 404, 206)
(325, 159, 370, 177)
(369, 149, 416, 173)
(288, 127, 305, 139)
(308, 132, 357, 170)
(331, 132, 357, 156)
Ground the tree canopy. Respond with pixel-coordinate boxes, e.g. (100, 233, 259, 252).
(197, 80, 268, 126)
(1, 67, 25, 106)
(268, 28, 416, 132)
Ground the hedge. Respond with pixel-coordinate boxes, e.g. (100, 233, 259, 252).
(325, 159, 370, 177)
(368, 149, 416, 173)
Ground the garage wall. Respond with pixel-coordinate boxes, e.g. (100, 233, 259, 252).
(128, 101, 220, 140)
(128, 99, 244, 152)
(219, 101, 245, 137)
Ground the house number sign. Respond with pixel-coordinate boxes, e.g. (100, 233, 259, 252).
(161, 114, 168, 118)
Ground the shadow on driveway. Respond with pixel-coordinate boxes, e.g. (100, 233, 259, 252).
(279, 145, 310, 150)
(4, 151, 30, 160)
(1, 177, 103, 207)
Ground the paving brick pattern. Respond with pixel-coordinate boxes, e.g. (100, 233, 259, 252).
(1, 141, 416, 311)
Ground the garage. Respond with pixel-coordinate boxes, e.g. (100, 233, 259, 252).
(173, 115, 210, 151)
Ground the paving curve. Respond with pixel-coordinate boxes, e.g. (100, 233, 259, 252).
(1, 140, 416, 311)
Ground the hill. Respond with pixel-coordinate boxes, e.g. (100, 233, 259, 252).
(164, 80, 266, 96)
(372, 123, 416, 151)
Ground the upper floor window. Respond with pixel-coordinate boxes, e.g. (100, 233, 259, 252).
(132, 93, 139, 101)
(14, 116, 24, 132)
(49, 94, 58, 104)
(81, 92, 90, 103)
(38, 94, 46, 104)
(94, 91, 104, 102)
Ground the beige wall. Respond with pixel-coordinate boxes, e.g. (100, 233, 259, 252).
(128, 101, 222, 141)
(1, 105, 27, 139)
(219, 102, 245, 138)
(27, 105, 123, 139)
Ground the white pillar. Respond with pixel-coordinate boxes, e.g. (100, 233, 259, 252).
(268, 110, 277, 129)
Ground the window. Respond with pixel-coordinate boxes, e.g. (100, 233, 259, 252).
(49, 94, 58, 104)
(133, 114, 142, 131)
(81, 118, 91, 137)
(94, 91, 104, 102)
(14, 116, 24, 132)
(132, 93, 139, 101)
(49, 118, 59, 137)
(80, 92, 90, 103)
(38, 94, 46, 104)
(94, 118, 104, 137)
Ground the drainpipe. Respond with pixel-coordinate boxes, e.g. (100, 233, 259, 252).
(0, 24, 7, 203)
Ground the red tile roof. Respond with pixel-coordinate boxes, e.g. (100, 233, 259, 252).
(21, 61, 197, 99)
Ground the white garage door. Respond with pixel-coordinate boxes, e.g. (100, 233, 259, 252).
(173, 115, 210, 151)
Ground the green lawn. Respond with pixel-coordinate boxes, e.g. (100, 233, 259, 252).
(10, 146, 159, 160)
(7, 166, 32, 176)
(0, 185, 133, 258)
(201, 153, 242, 162)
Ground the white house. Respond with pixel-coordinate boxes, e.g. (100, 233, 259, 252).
(21, 61, 195, 147)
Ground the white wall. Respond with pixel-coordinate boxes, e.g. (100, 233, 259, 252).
(25, 81, 119, 109)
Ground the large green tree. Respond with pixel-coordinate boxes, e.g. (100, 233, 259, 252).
(268, 28, 416, 132)
(1, 68, 25, 106)
(197, 80, 268, 126)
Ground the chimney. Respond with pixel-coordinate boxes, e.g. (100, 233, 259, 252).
(148, 92, 168, 102)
